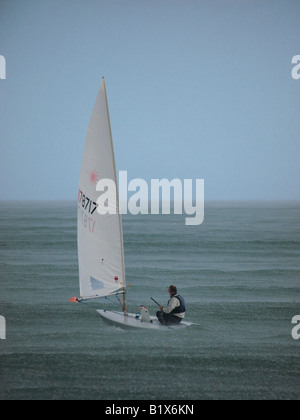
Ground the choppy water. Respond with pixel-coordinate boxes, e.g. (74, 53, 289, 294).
(0, 201, 299, 400)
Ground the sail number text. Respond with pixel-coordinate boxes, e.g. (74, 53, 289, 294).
(78, 189, 97, 233)
(78, 189, 98, 214)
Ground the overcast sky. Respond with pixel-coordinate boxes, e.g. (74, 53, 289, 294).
(0, 0, 299, 201)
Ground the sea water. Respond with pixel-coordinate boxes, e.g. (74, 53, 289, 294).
(0, 201, 299, 400)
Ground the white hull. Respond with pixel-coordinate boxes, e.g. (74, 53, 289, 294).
(96, 309, 194, 330)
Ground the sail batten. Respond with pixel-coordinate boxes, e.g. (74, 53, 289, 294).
(77, 78, 126, 301)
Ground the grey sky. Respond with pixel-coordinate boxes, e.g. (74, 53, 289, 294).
(0, 0, 299, 200)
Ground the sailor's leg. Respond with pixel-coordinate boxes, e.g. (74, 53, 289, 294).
(163, 314, 182, 326)
(156, 311, 166, 325)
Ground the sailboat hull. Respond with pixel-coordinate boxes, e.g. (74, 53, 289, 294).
(96, 309, 194, 330)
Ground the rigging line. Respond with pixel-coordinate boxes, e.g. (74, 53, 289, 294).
(105, 296, 121, 308)
(77, 300, 94, 307)
(117, 296, 125, 311)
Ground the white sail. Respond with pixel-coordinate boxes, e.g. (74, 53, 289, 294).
(77, 78, 125, 300)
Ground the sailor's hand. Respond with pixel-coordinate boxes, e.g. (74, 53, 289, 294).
(160, 305, 163, 311)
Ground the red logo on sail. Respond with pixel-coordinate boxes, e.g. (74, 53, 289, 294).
(85, 169, 99, 185)
(114, 276, 119, 283)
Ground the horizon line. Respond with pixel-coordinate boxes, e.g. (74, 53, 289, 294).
(0, 199, 299, 203)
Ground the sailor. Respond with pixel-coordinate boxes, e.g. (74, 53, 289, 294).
(156, 285, 186, 326)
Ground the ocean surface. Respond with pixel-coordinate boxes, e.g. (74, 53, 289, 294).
(0, 201, 299, 400)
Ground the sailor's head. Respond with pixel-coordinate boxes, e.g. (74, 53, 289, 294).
(168, 285, 177, 295)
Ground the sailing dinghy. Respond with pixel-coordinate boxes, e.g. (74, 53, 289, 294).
(70, 78, 193, 330)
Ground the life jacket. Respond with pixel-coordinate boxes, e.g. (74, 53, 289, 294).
(170, 294, 186, 314)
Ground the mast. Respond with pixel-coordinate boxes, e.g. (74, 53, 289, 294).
(102, 78, 127, 314)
